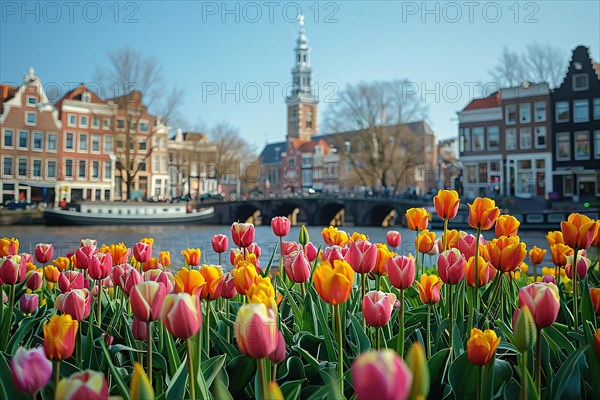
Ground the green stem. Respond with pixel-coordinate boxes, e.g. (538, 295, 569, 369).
(573, 247, 579, 331)
(225, 299, 230, 343)
(477, 365, 482, 400)
(375, 274, 381, 291)
(76, 328, 82, 370)
(535, 329, 542, 395)
(415, 229, 420, 278)
(205, 300, 211, 355)
(2, 284, 15, 350)
(396, 289, 405, 358)
(443, 218, 449, 252)
(474, 227, 482, 318)
(54, 360, 61, 389)
(147, 321, 153, 382)
(271, 361, 278, 383)
(533, 263, 537, 281)
(258, 358, 269, 399)
(300, 282, 306, 298)
(186, 339, 196, 400)
(361, 273, 367, 332)
(520, 351, 528, 400)
(96, 279, 102, 328)
(334, 304, 344, 396)
(279, 236, 285, 283)
(448, 285, 453, 349)
(158, 321, 164, 353)
(426, 305, 431, 358)
(375, 327, 381, 350)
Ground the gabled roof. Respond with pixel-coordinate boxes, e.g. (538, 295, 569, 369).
(259, 141, 286, 164)
(55, 83, 107, 110)
(0, 84, 18, 114)
(461, 93, 501, 112)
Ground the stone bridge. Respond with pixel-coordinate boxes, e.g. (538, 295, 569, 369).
(205, 197, 427, 227)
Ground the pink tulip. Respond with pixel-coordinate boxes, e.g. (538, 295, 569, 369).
(246, 242, 262, 258)
(130, 281, 167, 322)
(133, 242, 152, 263)
(322, 245, 345, 263)
(565, 253, 591, 280)
(235, 303, 279, 359)
(351, 349, 413, 400)
(20, 253, 34, 265)
(211, 234, 229, 253)
(304, 242, 318, 262)
(231, 222, 255, 248)
(35, 243, 54, 264)
(438, 249, 466, 285)
(267, 330, 286, 364)
(271, 216, 291, 237)
(542, 275, 556, 284)
(518, 282, 560, 329)
(362, 291, 397, 328)
(121, 267, 143, 297)
(427, 239, 441, 256)
(110, 264, 129, 289)
(281, 241, 301, 257)
(55, 289, 92, 321)
(101, 333, 114, 347)
(26, 271, 43, 291)
(19, 293, 39, 313)
(345, 240, 378, 274)
(58, 270, 84, 293)
(88, 252, 112, 280)
(144, 269, 174, 293)
(387, 256, 416, 290)
(0, 255, 27, 285)
(386, 231, 401, 248)
(230, 248, 241, 266)
(456, 234, 485, 259)
(132, 316, 148, 341)
(284, 251, 311, 283)
(220, 273, 237, 299)
(54, 370, 109, 400)
(160, 293, 202, 340)
(75, 245, 97, 270)
(10, 347, 52, 395)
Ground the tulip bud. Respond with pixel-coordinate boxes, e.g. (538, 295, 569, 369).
(160, 293, 202, 340)
(386, 230, 401, 248)
(75, 244, 97, 270)
(159, 251, 171, 268)
(130, 362, 155, 400)
(55, 370, 109, 400)
(133, 242, 152, 263)
(35, 243, 54, 264)
(181, 248, 201, 267)
(211, 234, 229, 254)
(387, 255, 415, 290)
(267, 330, 286, 364)
(58, 270, 84, 293)
(513, 306, 537, 353)
(88, 252, 112, 280)
(284, 251, 311, 284)
(304, 242, 317, 262)
(220, 273, 237, 299)
(271, 216, 291, 237)
(345, 240, 378, 274)
(299, 225, 309, 246)
(19, 293, 39, 314)
(352, 349, 413, 400)
(405, 342, 430, 400)
(467, 328, 500, 366)
(132, 316, 148, 341)
(55, 289, 92, 321)
(10, 347, 52, 395)
(518, 282, 560, 329)
(43, 314, 78, 361)
(362, 291, 396, 328)
(234, 303, 279, 359)
(437, 249, 466, 285)
(130, 281, 166, 322)
(0, 256, 27, 285)
(232, 222, 255, 248)
(26, 270, 43, 291)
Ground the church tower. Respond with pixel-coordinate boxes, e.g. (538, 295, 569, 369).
(287, 15, 318, 141)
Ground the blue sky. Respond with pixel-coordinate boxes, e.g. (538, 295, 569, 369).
(1, 1, 599, 146)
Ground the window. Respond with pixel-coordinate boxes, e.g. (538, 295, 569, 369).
(472, 127, 484, 151)
(79, 133, 88, 151)
(573, 99, 589, 123)
(78, 160, 86, 178)
(520, 128, 532, 149)
(3, 129, 13, 147)
(18, 159, 27, 177)
(26, 112, 36, 125)
(79, 116, 88, 127)
(65, 132, 74, 150)
(3, 157, 13, 175)
(92, 161, 99, 178)
(556, 132, 571, 161)
(33, 132, 43, 150)
(103, 118, 110, 129)
(33, 160, 41, 178)
(139, 140, 147, 151)
(68, 114, 77, 126)
(487, 126, 499, 151)
(117, 119, 125, 129)
(306, 111, 313, 129)
(574, 131, 590, 160)
(104, 136, 113, 152)
(594, 99, 600, 120)
(478, 163, 488, 183)
(18, 131, 28, 148)
(465, 164, 477, 184)
(288, 158, 296, 166)
(520, 103, 531, 123)
(563, 175, 574, 196)
(45, 133, 56, 151)
(505, 104, 516, 125)
(594, 131, 600, 159)
(91, 134, 100, 152)
(159, 138, 166, 149)
(129, 121, 136, 131)
(65, 159, 73, 177)
(27, 96, 36, 105)
(302, 169, 313, 185)
(505, 128, 517, 150)
(47, 160, 56, 178)
(81, 91, 92, 102)
(138, 159, 146, 171)
(535, 102, 546, 122)
(535, 126, 546, 149)
(291, 110, 299, 128)
(92, 116, 100, 128)
(104, 161, 112, 179)
(463, 128, 471, 152)
(555, 102, 569, 122)
(139, 121, 148, 132)
(572, 73, 589, 91)
(160, 156, 167, 172)
(152, 155, 158, 172)
(116, 137, 124, 149)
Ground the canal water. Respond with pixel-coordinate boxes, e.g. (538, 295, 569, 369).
(2, 224, 557, 269)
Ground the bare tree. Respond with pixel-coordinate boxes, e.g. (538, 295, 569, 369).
(96, 46, 183, 200)
(322, 80, 428, 189)
(490, 47, 528, 87)
(209, 122, 256, 192)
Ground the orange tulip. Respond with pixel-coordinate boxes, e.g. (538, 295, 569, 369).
(199, 265, 224, 300)
(415, 230, 436, 254)
(43, 265, 60, 283)
(433, 190, 460, 220)
(529, 246, 546, 265)
(52, 257, 71, 272)
(321, 226, 349, 247)
(100, 243, 130, 266)
(444, 229, 465, 250)
(181, 248, 201, 267)
(232, 262, 259, 295)
(467, 328, 500, 366)
(312, 260, 355, 305)
(590, 288, 600, 317)
(468, 197, 500, 231)
(160, 251, 171, 267)
(140, 237, 154, 246)
(43, 314, 78, 361)
(0, 237, 19, 257)
(485, 236, 527, 273)
(546, 231, 564, 246)
(374, 243, 393, 276)
(416, 274, 442, 304)
(349, 232, 368, 243)
(594, 328, 600, 359)
(405, 208, 429, 231)
(591, 220, 600, 247)
(561, 213, 598, 249)
(495, 215, 520, 237)
(550, 243, 574, 267)
(142, 257, 161, 272)
(464, 256, 492, 288)
(174, 267, 206, 296)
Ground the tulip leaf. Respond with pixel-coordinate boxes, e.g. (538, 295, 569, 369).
(347, 313, 371, 356)
(100, 339, 131, 400)
(542, 325, 575, 355)
(226, 355, 256, 397)
(448, 351, 481, 398)
(201, 354, 227, 390)
(7, 307, 46, 354)
(165, 354, 188, 400)
(163, 331, 181, 377)
(280, 379, 306, 400)
(0, 352, 21, 400)
(211, 372, 234, 400)
(550, 345, 587, 399)
(427, 348, 450, 400)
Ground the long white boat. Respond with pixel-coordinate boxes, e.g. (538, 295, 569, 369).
(43, 202, 215, 226)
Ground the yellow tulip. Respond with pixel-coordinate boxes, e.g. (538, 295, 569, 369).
(313, 260, 355, 305)
(467, 328, 500, 366)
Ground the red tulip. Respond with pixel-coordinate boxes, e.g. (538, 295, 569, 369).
(565, 253, 590, 280)
(284, 251, 311, 283)
(304, 242, 318, 262)
(211, 234, 229, 253)
(231, 222, 255, 248)
(386, 231, 401, 248)
(220, 273, 237, 299)
(437, 249, 466, 285)
(132, 316, 148, 341)
(130, 281, 167, 322)
(58, 270, 84, 293)
(234, 303, 279, 359)
(110, 263, 130, 289)
(35, 243, 53, 264)
(0, 255, 27, 285)
(362, 291, 397, 328)
(160, 293, 202, 340)
(387, 256, 415, 290)
(75, 245, 97, 270)
(26, 271, 43, 291)
(88, 252, 112, 280)
(351, 349, 413, 400)
(281, 241, 301, 257)
(133, 242, 152, 263)
(121, 267, 143, 297)
(55, 289, 92, 321)
(10, 346, 52, 395)
(271, 216, 291, 237)
(345, 240, 378, 274)
(19, 293, 38, 313)
(518, 282, 560, 329)
(267, 330, 286, 364)
(246, 242, 262, 258)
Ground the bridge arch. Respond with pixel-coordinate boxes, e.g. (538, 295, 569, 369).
(317, 202, 347, 226)
(364, 203, 402, 227)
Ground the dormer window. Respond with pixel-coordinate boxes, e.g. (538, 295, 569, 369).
(27, 96, 36, 106)
(573, 74, 588, 91)
(82, 91, 92, 102)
